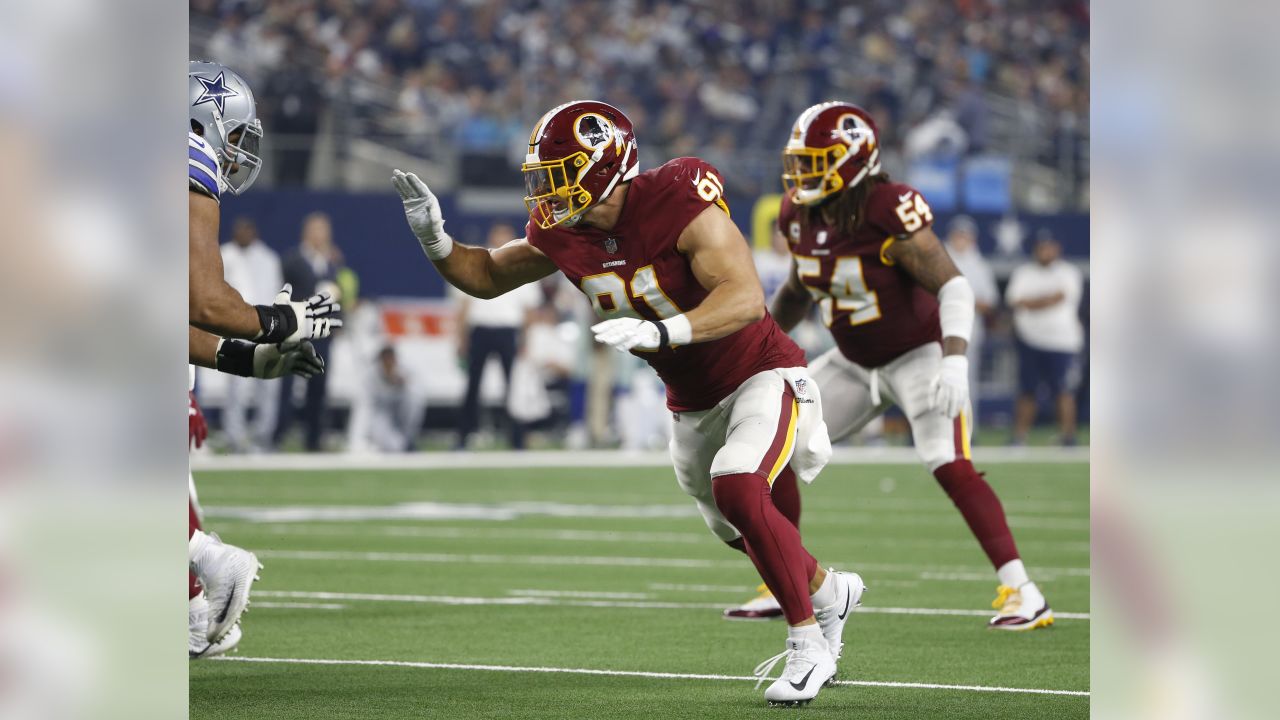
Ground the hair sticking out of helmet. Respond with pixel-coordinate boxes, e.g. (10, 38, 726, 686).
(189, 60, 265, 195)
(522, 100, 639, 229)
(781, 101, 881, 206)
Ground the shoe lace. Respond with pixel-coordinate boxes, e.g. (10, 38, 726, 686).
(752, 649, 795, 689)
(992, 585, 1018, 612)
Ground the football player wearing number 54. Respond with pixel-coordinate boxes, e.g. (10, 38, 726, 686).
(395, 100, 865, 707)
(739, 101, 1052, 631)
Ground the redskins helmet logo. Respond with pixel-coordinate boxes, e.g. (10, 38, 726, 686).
(835, 112, 875, 151)
(574, 113, 622, 153)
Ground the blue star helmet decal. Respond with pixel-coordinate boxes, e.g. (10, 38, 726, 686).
(194, 71, 239, 115)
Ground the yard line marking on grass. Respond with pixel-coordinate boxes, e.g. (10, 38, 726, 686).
(209, 656, 1089, 697)
(254, 549, 1091, 579)
(192, 446, 1087, 472)
(230, 524, 710, 545)
(210, 501, 699, 524)
(256, 549, 725, 568)
(507, 589, 652, 600)
(251, 602, 346, 610)
(253, 590, 1090, 620)
(217, 522, 1088, 555)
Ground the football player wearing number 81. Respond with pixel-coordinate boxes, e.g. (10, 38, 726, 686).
(395, 100, 866, 707)
(733, 101, 1052, 631)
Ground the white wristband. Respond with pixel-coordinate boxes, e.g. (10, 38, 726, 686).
(660, 314, 693, 346)
(422, 232, 454, 261)
(937, 276, 975, 344)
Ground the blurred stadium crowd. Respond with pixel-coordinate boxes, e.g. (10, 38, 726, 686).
(190, 0, 1088, 207)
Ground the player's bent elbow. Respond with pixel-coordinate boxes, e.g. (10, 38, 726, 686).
(740, 296, 766, 324)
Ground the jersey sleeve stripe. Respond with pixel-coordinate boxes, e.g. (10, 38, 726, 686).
(189, 159, 220, 197)
(189, 146, 219, 173)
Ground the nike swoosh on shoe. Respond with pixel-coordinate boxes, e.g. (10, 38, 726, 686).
(216, 579, 238, 624)
(789, 666, 816, 691)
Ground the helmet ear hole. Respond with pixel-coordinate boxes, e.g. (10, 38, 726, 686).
(190, 119, 205, 136)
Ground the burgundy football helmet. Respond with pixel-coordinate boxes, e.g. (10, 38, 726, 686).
(781, 101, 882, 206)
(522, 100, 639, 229)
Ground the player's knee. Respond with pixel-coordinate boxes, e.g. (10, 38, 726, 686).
(932, 459, 982, 494)
(917, 442, 957, 472)
(711, 472, 765, 525)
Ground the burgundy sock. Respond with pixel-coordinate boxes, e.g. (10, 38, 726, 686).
(190, 498, 203, 599)
(770, 465, 801, 529)
(712, 472, 817, 624)
(933, 460, 1020, 569)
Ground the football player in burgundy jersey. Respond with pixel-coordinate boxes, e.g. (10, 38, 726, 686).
(395, 100, 865, 706)
(728, 101, 1051, 631)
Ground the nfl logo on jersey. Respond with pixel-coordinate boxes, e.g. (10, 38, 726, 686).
(605, 237, 618, 253)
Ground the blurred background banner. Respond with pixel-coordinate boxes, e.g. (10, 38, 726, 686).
(188, 0, 1091, 455)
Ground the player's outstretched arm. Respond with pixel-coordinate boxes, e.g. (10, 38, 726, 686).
(393, 169, 556, 299)
(770, 253, 815, 333)
(189, 191, 260, 338)
(887, 226, 975, 417)
(190, 192, 341, 343)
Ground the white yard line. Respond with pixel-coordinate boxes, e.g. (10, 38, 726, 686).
(217, 522, 1088, 554)
(192, 446, 1088, 472)
(251, 602, 347, 610)
(253, 549, 1091, 579)
(253, 590, 1090, 620)
(209, 656, 1089, 697)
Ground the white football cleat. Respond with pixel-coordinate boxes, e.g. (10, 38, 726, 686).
(989, 582, 1054, 631)
(814, 570, 865, 669)
(189, 594, 242, 659)
(723, 583, 783, 620)
(753, 632, 836, 707)
(191, 533, 261, 643)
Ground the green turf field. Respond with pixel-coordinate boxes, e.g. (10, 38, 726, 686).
(189, 459, 1089, 718)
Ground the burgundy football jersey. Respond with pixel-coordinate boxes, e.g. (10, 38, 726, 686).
(528, 157, 806, 412)
(778, 181, 941, 368)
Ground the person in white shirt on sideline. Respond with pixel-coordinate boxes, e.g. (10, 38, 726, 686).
(347, 345, 427, 452)
(943, 216, 998, 427)
(453, 223, 542, 450)
(1005, 230, 1085, 445)
(219, 217, 283, 452)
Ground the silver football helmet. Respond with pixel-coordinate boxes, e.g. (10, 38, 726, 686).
(189, 61, 264, 195)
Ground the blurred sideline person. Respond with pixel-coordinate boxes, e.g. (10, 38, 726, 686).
(745, 102, 1052, 631)
(942, 215, 998, 427)
(274, 212, 343, 451)
(1006, 231, 1084, 445)
(508, 302, 576, 441)
(453, 223, 541, 450)
(347, 345, 426, 452)
(187, 61, 338, 658)
(219, 217, 283, 452)
(395, 101, 861, 707)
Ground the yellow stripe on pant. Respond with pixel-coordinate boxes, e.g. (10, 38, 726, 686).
(767, 398, 799, 486)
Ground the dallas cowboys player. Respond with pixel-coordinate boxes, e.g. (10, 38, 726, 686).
(186, 61, 340, 657)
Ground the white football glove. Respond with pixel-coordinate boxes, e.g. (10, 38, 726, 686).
(215, 338, 325, 379)
(276, 283, 341, 344)
(253, 340, 325, 379)
(591, 318, 662, 352)
(392, 168, 453, 260)
(929, 354, 970, 418)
